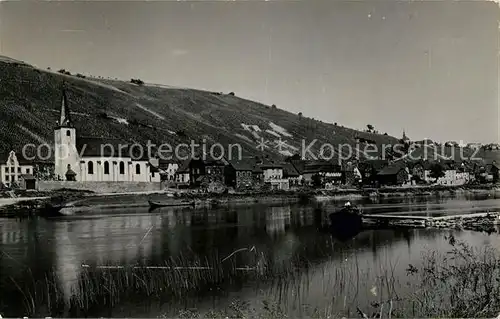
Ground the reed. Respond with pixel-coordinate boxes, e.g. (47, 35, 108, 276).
(6, 238, 500, 318)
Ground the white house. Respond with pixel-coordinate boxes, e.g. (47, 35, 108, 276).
(423, 162, 471, 186)
(54, 90, 158, 183)
(0, 151, 34, 188)
(158, 158, 179, 181)
(261, 164, 289, 190)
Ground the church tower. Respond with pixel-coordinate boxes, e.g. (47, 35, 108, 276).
(402, 129, 409, 142)
(54, 88, 79, 181)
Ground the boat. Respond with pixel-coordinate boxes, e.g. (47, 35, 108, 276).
(148, 198, 195, 209)
(327, 202, 363, 239)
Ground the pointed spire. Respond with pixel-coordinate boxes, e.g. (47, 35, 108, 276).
(402, 129, 409, 141)
(59, 85, 73, 128)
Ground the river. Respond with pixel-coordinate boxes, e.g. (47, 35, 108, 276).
(0, 193, 499, 317)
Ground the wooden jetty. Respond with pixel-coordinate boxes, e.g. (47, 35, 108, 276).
(362, 212, 500, 230)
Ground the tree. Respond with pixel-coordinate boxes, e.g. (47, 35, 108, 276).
(367, 124, 374, 132)
(298, 112, 303, 117)
(429, 163, 445, 182)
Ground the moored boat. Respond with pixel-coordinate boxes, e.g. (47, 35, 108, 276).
(327, 202, 363, 238)
(148, 198, 195, 209)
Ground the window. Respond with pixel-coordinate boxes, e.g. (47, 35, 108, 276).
(4, 167, 7, 173)
(10, 167, 14, 173)
(152, 172, 155, 178)
(104, 161, 110, 175)
(88, 161, 94, 174)
(119, 162, 125, 175)
(5, 175, 9, 181)
(136, 164, 141, 175)
(17, 167, 21, 173)
(26, 168, 30, 174)
(66, 130, 71, 137)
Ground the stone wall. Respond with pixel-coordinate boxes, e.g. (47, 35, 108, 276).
(37, 181, 162, 193)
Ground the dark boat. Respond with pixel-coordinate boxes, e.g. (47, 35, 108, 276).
(328, 204, 363, 239)
(148, 199, 195, 209)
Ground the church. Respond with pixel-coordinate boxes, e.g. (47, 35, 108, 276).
(54, 90, 159, 183)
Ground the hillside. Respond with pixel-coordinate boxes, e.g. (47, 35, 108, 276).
(0, 55, 496, 164)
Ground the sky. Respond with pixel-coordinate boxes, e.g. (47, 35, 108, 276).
(0, 0, 499, 144)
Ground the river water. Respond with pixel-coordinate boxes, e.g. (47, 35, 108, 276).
(0, 193, 499, 317)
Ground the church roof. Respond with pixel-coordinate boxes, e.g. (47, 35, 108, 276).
(58, 88, 73, 128)
(76, 137, 149, 160)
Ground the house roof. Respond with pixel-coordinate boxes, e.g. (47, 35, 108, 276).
(282, 163, 300, 177)
(158, 158, 179, 166)
(176, 160, 191, 173)
(0, 151, 34, 165)
(306, 163, 342, 174)
(290, 160, 306, 174)
(259, 163, 284, 169)
(252, 165, 263, 173)
(359, 159, 388, 173)
(377, 161, 407, 176)
(229, 159, 255, 171)
(203, 159, 227, 166)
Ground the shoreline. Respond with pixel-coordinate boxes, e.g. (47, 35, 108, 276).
(0, 184, 498, 218)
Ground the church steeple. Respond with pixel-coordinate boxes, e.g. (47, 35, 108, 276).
(59, 87, 73, 128)
(402, 129, 409, 142)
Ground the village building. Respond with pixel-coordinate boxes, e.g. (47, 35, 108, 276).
(156, 158, 179, 182)
(282, 163, 301, 187)
(54, 90, 158, 183)
(174, 160, 190, 187)
(260, 163, 289, 190)
(485, 160, 499, 183)
(358, 159, 388, 186)
(225, 159, 255, 190)
(422, 161, 472, 186)
(252, 164, 264, 186)
(376, 161, 411, 186)
(0, 151, 35, 189)
(407, 160, 430, 184)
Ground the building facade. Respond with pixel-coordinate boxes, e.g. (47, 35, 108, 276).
(0, 151, 34, 188)
(54, 90, 156, 182)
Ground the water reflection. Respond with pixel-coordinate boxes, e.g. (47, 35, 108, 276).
(0, 193, 499, 317)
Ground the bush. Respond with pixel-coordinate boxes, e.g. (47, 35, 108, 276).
(228, 92, 235, 96)
(76, 73, 86, 78)
(176, 130, 187, 137)
(130, 78, 144, 85)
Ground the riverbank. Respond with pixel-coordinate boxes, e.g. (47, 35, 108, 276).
(314, 184, 500, 201)
(0, 184, 498, 218)
(0, 189, 311, 217)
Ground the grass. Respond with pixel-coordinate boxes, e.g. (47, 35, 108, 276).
(3, 236, 500, 318)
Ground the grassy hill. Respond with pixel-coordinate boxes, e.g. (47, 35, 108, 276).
(0, 55, 496, 164)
